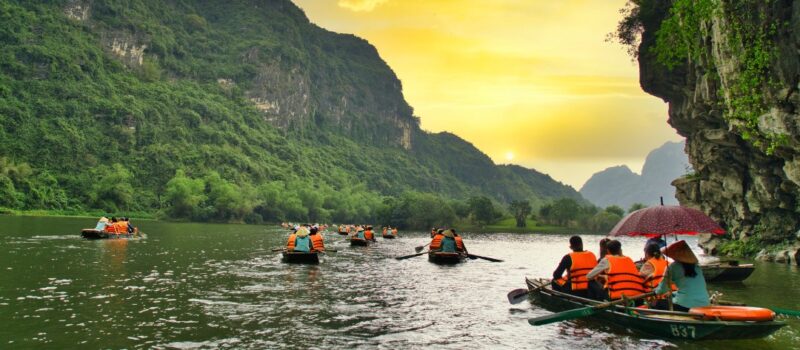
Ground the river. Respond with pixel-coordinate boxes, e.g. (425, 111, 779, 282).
(0, 216, 797, 349)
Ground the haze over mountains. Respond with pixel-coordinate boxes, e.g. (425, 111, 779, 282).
(579, 141, 690, 209)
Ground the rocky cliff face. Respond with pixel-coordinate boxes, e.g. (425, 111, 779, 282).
(638, 0, 800, 243)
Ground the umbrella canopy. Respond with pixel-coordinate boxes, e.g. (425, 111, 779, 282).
(608, 205, 726, 237)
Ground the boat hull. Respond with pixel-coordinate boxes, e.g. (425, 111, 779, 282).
(81, 229, 134, 240)
(428, 252, 466, 265)
(281, 251, 320, 264)
(382, 235, 396, 239)
(350, 238, 370, 246)
(525, 278, 785, 340)
(338, 231, 349, 235)
(702, 263, 755, 283)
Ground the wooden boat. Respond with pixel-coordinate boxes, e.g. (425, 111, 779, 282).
(525, 278, 786, 340)
(701, 261, 755, 283)
(338, 231, 349, 235)
(350, 238, 370, 246)
(428, 251, 466, 265)
(281, 250, 320, 264)
(382, 234, 396, 239)
(81, 229, 135, 240)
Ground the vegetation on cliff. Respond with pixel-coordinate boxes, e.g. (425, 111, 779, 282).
(0, 0, 584, 228)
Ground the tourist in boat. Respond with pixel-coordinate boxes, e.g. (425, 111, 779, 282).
(640, 242, 674, 309)
(382, 226, 388, 236)
(287, 227, 312, 252)
(551, 236, 597, 298)
(94, 216, 109, 231)
(309, 227, 325, 252)
(391, 227, 398, 236)
(597, 237, 610, 262)
(429, 229, 445, 250)
(364, 226, 375, 241)
(587, 240, 646, 301)
(653, 240, 710, 312)
(645, 235, 667, 250)
(430, 227, 438, 238)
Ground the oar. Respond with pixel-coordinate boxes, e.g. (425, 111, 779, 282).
(528, 292, 655, 326)
(415, 243, 430, 253)
(466, 253, 503, 262)
(507, 279, 552, 304)
(396, 251, 428, 260)
(771, 307, 800, 317)
(271, 248, 284, 252)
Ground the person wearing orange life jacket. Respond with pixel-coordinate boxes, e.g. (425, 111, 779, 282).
(429, 229, 445, 250)
(552, 236, 598, 298)
(309, 227, 325, 252)
(382, 226, 388, 236)
(105, 217, 120, 235)
(640, 242, 675, 309)
(391, 227, 398, 236)
(363, 226, 375, 241)
(587, 239, 646, 301)
(430, 227, 438, 238)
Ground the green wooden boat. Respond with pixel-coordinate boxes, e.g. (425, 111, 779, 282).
(382, 234, 396, 239)
(702, 261, 755, 283)
(428, 252, 466, 265)
(81, 229, 136, 240)
(281, 251, 320, 264)
(525, 278, 786, 340)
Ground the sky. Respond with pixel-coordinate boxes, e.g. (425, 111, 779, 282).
(293, 0, 683, 189)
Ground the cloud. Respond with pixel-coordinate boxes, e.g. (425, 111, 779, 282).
(337, 0, 388, 12)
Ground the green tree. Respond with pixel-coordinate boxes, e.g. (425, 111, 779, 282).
(91, 163, 135, 212)
(164, 170, 206, 219)
(509, 200, 532, 227)
(605, 205, 625, 218)
(628, 203, 646, 213)
(550, 198, 581, 226)
(468, 196, 496, 227)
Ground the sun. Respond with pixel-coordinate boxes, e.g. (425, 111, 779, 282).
(505, 151, 515, 162)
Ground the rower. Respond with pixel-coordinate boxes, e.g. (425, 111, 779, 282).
(653, 240, 710, 312)
(552, 236, 597, 298)
(587, 240, 646, 301)
(309, 227, 325, 252)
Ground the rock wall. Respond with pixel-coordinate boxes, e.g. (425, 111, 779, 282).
(638, 0, 800, 243)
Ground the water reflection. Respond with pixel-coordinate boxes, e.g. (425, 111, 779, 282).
(0, 216, 798, 349)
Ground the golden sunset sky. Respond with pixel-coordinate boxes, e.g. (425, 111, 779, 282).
(294, 0, 682, 189)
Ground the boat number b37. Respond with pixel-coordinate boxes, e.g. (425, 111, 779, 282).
(670, 324, 696, 338)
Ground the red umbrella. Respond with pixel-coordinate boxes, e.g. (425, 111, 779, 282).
(608, 205, 726, 238)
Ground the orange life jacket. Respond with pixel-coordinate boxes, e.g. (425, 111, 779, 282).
(382, 228, 388, 235)
(644, 257, 676, 294)
(557, 251, 598, 291)
(606, 255, 646, 299)
(346, 226, 352, 233)
(454, 236, 465, 251)
(391, 228, 398, 235)
(105, 222, 119, 233)
(310, 234, 324, 251)
(364, 230, 374, 240)
(286, 234, 297, 250)
(430, 234, 444, 250)
(116, 221, 128, 234)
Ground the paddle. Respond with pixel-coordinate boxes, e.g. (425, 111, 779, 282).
(396, 251, 428, 260)
(507, 279, 552, 304)
(415, 243, 430, 253)
(528, 292, 655, 326)
(466, 253, 503, 262)
(771, 307, 800, 317)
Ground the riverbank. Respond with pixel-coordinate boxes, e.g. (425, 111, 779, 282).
(455, 218, 593, 234)
(699, 234, 800, 266)
(0, 208, 157, 220)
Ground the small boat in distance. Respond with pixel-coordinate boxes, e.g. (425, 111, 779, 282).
(350, 238, 370, 246)
(702, 261, 755, 283)
(81, 229, 138, 240)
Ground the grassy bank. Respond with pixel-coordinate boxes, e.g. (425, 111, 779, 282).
(455, 217, 591, 234)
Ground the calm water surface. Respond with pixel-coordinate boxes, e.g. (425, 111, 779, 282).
(0, 216, 798, 349)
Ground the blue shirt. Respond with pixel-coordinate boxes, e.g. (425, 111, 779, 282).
(655, 262, 710, 308)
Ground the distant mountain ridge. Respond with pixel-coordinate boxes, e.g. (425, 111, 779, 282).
(579, 141, 690, 209)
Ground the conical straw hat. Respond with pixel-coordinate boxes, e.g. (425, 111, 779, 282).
(663, 240, 698, 264)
